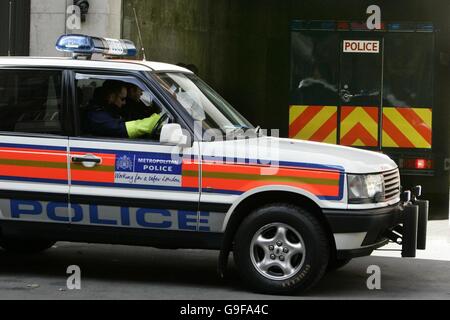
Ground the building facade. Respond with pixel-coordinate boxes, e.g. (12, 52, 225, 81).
(30, 0, 122, 56)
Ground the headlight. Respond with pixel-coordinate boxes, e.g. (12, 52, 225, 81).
(347, 174, 384, 204)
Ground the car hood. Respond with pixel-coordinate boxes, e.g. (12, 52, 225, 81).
(201, 136, 397, 174)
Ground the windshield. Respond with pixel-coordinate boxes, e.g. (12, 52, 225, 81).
(153, 72, 254, 134)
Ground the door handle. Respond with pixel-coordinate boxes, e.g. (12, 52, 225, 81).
(340, 89, 354, 103)
(71, 154, 102, 168)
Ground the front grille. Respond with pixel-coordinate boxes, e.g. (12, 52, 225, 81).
(383, 169, 401, 202)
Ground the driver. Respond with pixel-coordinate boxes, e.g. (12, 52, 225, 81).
(86, 80, 161, 139)
(121, 83, 160, 121)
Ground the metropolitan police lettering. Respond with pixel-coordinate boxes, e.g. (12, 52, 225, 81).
(114, 152, 182, 187)
(137, 157, 178, 173)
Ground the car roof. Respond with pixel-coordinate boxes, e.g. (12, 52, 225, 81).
(0, 57, 193, 73)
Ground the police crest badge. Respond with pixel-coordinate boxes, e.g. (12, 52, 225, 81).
(116, 155, 134, 171)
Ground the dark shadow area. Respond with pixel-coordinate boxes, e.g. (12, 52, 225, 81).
(0, 244, 225, 290)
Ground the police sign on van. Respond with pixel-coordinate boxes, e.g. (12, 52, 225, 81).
(343, 40, 380, 53)
(0, 35, 428, 295)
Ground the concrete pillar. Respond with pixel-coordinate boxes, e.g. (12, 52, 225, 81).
(30, 0, 66, 56)
(30, 0, 122, 57)
(74, 0, 122, 40)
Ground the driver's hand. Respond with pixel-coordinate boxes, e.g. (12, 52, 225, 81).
(125, 114, 161, 139)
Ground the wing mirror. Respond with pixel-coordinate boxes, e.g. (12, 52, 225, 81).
(160, 123, 190, 147)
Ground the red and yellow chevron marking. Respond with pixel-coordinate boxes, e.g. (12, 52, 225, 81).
(289, 106, 337, 144)
(0, 147, 68, 181)
(340, 107, 379, 147)
(382, 107, 432, 149)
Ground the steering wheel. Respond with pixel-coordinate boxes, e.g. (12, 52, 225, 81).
(152, 112, 170, 139)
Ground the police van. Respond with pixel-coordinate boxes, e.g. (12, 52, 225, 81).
(0, 35, 428, 295)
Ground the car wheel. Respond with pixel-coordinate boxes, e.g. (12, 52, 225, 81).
(0, 237, 56, 254)
(233, 204, 330, 295)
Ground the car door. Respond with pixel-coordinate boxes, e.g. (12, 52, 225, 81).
(0, 68, 70, 234)
(339, 33, 384, 149)
(67, 71, 201, 238)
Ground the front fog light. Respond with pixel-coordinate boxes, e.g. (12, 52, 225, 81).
(348, 174, 384, 204)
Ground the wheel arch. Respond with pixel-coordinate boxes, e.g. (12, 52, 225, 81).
(221, 186, 324, 232)
(218, 187, 338, 276)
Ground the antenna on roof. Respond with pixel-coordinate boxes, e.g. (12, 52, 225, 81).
(133, 7, 147, 61)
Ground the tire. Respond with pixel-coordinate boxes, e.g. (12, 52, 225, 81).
(327, 258, 352, 271)
(233, 204, 330, 295)
(0, 237, 56, 254)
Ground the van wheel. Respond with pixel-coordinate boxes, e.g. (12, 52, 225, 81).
(0, 237, 56, 254)
(233, 204, 330, 295)
(327, 258, 352, 271)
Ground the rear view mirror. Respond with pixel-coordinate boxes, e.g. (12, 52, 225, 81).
(160, 123, 190, 147)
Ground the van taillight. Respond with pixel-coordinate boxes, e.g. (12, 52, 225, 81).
(401, 158, 433, 170)
(415, 159, 426, 169)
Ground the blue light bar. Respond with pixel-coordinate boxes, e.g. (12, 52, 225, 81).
(56, 34, 137, 57)
(350, 22, 369, 31)
(416, 22, 434, 32)
(290, 20, 336, 31)
(291, 20, 307, 31)
(56, 35, 94, 53)
(387, 22, 416, 32)
(291, 20, 434, 34)
(309, 20, 336, 30)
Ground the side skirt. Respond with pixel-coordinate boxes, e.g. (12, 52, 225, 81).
(0, 221, 223, 250)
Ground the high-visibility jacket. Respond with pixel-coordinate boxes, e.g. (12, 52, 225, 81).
(87, 103, 161, 139)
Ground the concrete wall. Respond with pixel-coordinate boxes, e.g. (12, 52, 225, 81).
(30, 0, 122, 56)
(122, 0, 291, 135)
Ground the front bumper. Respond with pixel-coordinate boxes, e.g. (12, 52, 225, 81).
(323, 199, 428, 259)
(324, 204, 402, 259)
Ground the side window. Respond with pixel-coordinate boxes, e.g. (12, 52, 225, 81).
(75, 73, 170, 140)
(383, 33, 434, 108)
(0, 69, 63, 135)
(290, 32, 340, 106)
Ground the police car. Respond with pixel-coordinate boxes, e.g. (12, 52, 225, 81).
(0, 35, 428, 295)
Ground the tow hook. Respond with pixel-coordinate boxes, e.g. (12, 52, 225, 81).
(401, 190, 418, 257)
(384, 186, 428, 258)
(412, 186, 429, 250)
